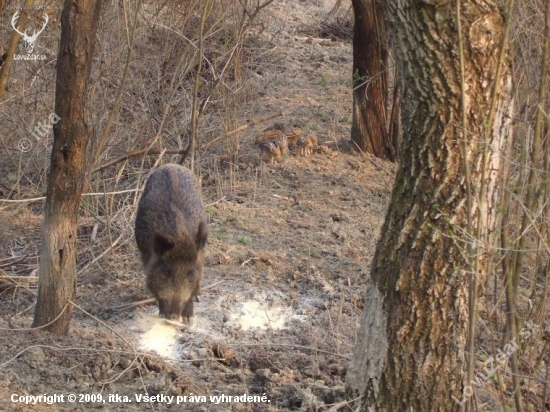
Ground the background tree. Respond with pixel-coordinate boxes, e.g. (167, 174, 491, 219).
(32, 0, 104, 334)
(350, 0, 394, 161)
(346, 0, 514, 410)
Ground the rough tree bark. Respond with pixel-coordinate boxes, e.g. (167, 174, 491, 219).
(32, 0, 103, 335)
(346, 1, 513, 410)
(351, 0, 394, 161)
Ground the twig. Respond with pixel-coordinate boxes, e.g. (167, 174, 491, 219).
(69, 300, 134, 349)
(0, 196, 45, 203)
(77, 232, 124, 274)
(205, 196, 227, 207)
(0, 275, 37, 281)
(502, 369, 550, 385)
(326, 397, 363, 412)
(349, 138, 392, 176)
(239, 0, 277, 20)
(93, 149, 186, 173)
(0, 256, 29, 268)
(240, 257, 259, 268)
(202, 279, 224, 290)
(0, 189, 140, 204)
(110, 298, 156, 312)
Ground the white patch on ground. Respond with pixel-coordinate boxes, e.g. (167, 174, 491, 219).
(130, 294, 308, 359)
(232, 300, 306, 331)
(186, 313, 226, 340)
(135, 313, 180, 358)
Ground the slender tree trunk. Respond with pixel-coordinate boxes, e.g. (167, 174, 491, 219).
(188, 0, 210, 172)
(32, 0, 103, 335)
(346, 0, 513, 410)
(0, 0, 35, 102)
(351, 0, 393, 161)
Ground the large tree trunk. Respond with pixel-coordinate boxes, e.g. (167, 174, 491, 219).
(32, 0, 103, 335)
(351, 0, 394, 161)
(346, 1, 513, 410)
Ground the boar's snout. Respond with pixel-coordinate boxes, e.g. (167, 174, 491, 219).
(157, 298, 183, 322)
(158, 301, 179, 321)
(147, 263, 202, 323)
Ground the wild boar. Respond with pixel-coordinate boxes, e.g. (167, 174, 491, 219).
(135, 164, 208, 323)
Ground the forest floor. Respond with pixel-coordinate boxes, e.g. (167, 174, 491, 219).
(0, 1, 398, 411)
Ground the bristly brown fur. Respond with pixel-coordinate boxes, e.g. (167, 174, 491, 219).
(135, 164, 208, 322)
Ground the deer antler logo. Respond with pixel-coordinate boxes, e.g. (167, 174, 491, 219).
(11, 11, 49, 54)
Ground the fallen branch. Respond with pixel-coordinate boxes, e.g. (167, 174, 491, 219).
(109, 298, 156, 312)
(240, 257, 259, 268)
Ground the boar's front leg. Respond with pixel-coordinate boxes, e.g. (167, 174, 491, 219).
(182, 299, 194, 321)
(182, 285, 201, 321)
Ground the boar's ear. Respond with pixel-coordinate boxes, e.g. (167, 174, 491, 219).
(196, 221, 208, 249)
(153, 234, 175, 256)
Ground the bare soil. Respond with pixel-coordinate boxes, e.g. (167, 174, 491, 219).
(0, 1, 397, 411)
